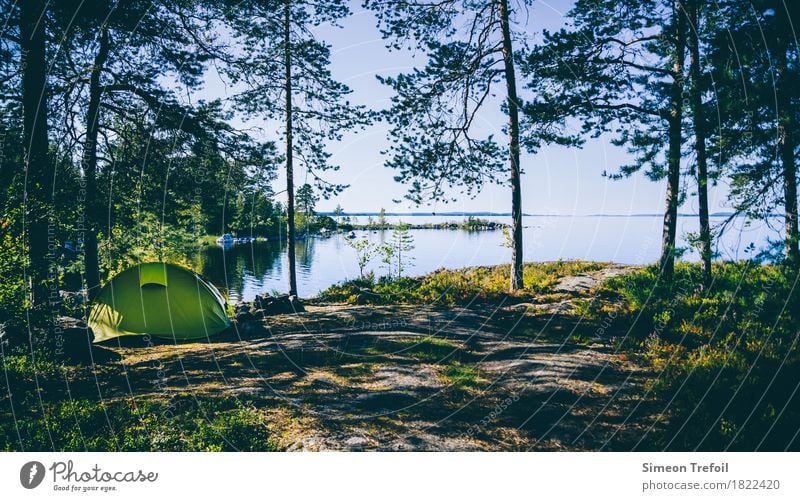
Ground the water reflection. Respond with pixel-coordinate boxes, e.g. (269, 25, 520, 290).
(197, 240, 284, 303)
(197, 215, 778, 302)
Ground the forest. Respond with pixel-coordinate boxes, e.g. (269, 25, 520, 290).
(1, 0, 799, 452)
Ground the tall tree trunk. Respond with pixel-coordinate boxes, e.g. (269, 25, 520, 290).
(688, 1, 712, 286)
(83, 29, 109, 300)
(284, 0, 298, 297)
(660, 0, 686, 282)
(498, 0, 524, 291)
(19, 0, 52, 312)
(775, 35, 799, 264)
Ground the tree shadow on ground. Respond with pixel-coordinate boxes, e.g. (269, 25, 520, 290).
(59, 304, 663, 451)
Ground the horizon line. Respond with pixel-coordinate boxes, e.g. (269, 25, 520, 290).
(320, 211, 759, 218)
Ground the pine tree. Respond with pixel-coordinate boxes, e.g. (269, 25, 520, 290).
(378, 208, 387, 229)
(12, 0, 53, 315)
(522, 0, 688, 282)
(687, 0, 713, 285)
(296, 184, 318, 216)
(51, 0, 217, 297)
(707, 1, 800, 265)
(222, 0, 372, 296)
(333, 204, 344, 227)
(382, 223, 415, 279)
(365, 0, 571, 290)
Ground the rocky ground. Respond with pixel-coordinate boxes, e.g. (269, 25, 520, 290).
(72, 264, 663, 451)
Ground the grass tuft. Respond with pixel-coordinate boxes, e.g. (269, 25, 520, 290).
(592, 261, 800, 451)
(320, 260, 607, 306)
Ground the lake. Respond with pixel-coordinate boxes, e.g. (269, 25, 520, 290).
(197, 215, 778, 302)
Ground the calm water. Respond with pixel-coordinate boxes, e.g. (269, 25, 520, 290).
(197, 215, 778, 302)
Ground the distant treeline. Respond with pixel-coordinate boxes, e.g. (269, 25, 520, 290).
(340, 217, 506, 231)
(321, 212, 523, 217)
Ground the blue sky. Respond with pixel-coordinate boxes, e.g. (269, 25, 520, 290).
(203, 0, 733, 216)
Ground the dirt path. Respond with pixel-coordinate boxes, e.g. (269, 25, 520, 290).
(75, 264, 660, 451)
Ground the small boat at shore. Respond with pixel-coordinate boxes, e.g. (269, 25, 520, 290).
(216, 233, 234, 244)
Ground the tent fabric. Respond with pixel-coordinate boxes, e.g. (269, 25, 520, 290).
(139, 264, 168, 287)
(89, 262, 231, 343)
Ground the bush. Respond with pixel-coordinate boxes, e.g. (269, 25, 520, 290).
(0, 215, 26, 332)
(319, 260, 607, 306)
(597, 261, 800, 451)
(100, 213, 200, 279)
(0, 396, 278, 452)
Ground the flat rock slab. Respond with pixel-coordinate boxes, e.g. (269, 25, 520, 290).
(553, 265, 633, 294)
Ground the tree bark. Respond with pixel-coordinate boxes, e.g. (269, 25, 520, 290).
(775, 33, 799, 264)
(83, 28, 110, 300)
(688, 0, 712, 285)
(284, 0, 298, 297)
(660, 0, 686, 282)
(498, 0, 524, 291)
(19, 0, 53, 311)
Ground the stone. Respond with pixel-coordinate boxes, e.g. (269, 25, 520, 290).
(56, 318, 120, 364)
(235, 310, 255, 324)
(234, 303, 251, 315)
(253, 294, 305, 315)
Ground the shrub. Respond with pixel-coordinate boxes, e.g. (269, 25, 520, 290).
(0, 215, 26, 336)
(319, 260, 607, 306)
(597, 261, 800, 451)
(0, 395, 278, 451)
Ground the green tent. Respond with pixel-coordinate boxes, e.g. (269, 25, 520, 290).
(89, 262, 231, 343)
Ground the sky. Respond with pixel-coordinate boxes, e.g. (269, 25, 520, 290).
(201, 0, 734, 216)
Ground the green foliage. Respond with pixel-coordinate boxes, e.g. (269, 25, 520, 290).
(0, 215, 25, 326)
(295, 183, 318, 216)
(460, 216, 493, 231)
(0, 350, 64, 375)
(0, 396, 278, 452)
(597, 262, 800, 450)
(440, 362, 486, 393)
(320, 260, 606, 306)
(398, 337, 459, 362)
(100, 213, 198, 278)
(381, 223, 415, 278)
(346, 238, 381, 278)
(231, 188, 282, 238)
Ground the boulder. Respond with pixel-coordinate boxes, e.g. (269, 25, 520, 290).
(253, 294, 305, 315)
(354, 288, 380, 305)
(235, 309, 256, 324)
(56, 317, 120, 364)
